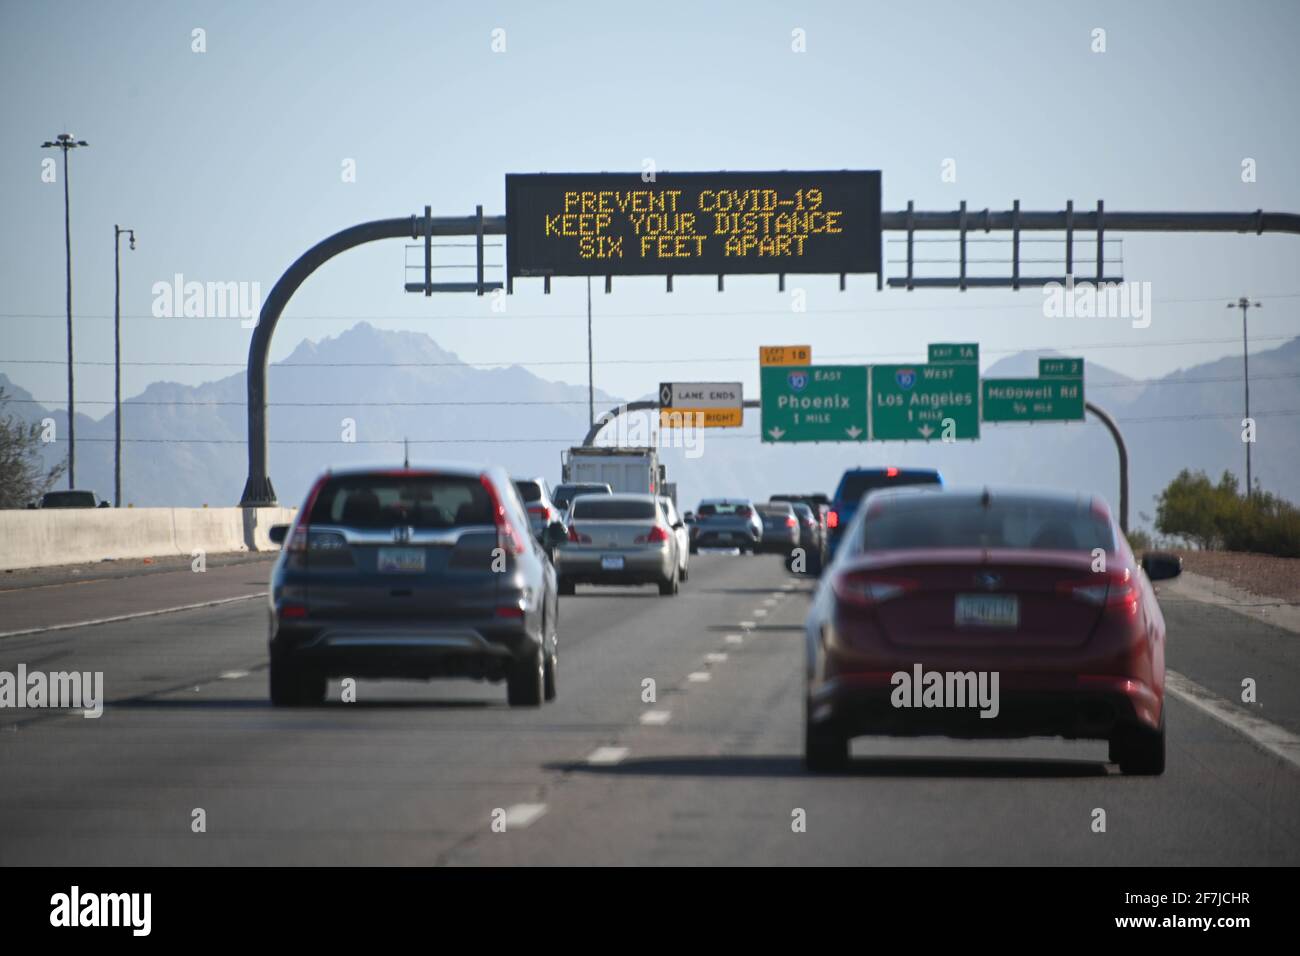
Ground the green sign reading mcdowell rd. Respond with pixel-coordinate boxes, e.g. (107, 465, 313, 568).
(982, 378, 1085, 422)
(760, 365, 868, 442)
(871, 363, 979, 441)
(1039, 357, 1084, 379)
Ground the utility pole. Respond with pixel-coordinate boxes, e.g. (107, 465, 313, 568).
(1227, 297, 1261, 497)
(586, 276, 594, 427)
(41, 133, 89, 489)
(114, 226, 136, 507)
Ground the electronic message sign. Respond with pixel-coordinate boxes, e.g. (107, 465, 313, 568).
(506, 171, 881, 278)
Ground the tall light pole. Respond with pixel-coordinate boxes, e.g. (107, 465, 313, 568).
(1228, 297, 1261, 498)
(586, 275, 594, 427)
(41, 133, 89, 489)
(114, 226, 136, 508)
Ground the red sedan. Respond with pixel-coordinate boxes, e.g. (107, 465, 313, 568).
(803, 488, 1182, 774)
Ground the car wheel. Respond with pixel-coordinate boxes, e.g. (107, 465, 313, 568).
(804, 718, 849, 773)
(558, 577, 575, 596)
(270, 653, 326, 707)
(658, 569, 678, 596)
(543, 649, 557, 702)
(680, 562, 689, 582)
(689, 543, 698, 555)
(1110, 716, 1165, 775)
(507, 644, 545, 707)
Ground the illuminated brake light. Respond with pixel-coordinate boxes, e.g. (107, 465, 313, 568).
(527, 504, 551, 522)
(886, 466, 899, 477)
(279, 603, 308, 619)
(826, 509, 840, 530)
(785, 516, 797, 528)
(1058, 568, 1138, 615)
(480, 475, 524, 555)
(495, 604, 526, 619)
(833, 572, 917, 607)
(636, 525, 670, 544)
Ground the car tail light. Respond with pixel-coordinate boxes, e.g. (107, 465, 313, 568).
(636, 525, 670, 544)
(279, 602, 308, 619)
(736, 505, 752, 517)
(1058, 568, 1139, 616)
(826, 509, 840, 530)
(785, 516, 797, 528)
(886, 466, 899, 477)
(527, 504, 551, 522)
(568, 525, 592, 544)
(480, 475, 525, 555)
(833, 571, 918, 607)
(495, 601, 526, 619)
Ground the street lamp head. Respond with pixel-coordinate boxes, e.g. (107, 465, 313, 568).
(128, 232, 136, 250)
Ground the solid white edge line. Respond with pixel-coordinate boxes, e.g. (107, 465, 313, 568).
(0, 593, 267, 640)
(1166, 669, 1300, 771)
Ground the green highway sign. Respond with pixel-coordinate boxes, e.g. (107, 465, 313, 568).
(928, 342, 979, 365)
(871, 363, 979, 441)
(1039, 357, 1084, 378)
(760, 365, 868, 443)
(982, 377, 1085, 422)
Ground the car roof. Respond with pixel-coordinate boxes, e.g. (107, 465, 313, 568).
(578, 492, 657, 503)
(698, 497, 753, 505)
(317, 461, 494, 481)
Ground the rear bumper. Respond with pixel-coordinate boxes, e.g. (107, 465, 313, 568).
(808, 670, 1161, 741)
(270, 619, 538, 681)
(554, 547, 674, 584)
(758, 532, 799, 554)
(691, 528, 760, 549)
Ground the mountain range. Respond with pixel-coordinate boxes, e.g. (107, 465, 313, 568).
(4, 322, 1297, 530)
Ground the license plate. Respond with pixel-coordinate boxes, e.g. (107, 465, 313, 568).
(601, 555, 625, 571)
(718, 532, 733, 541)
(377, 547, 426, 573)
(955, 594, 1019, 629)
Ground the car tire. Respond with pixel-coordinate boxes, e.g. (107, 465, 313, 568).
(543, 648, 557, 702)
(689, 543, 698, 555)
(804, 719, 849, 773)
(508, 644, 545, 707)
(558, 577, 575, 596)
(680, 562, 689, 582)
(1110, 716, 1165, 775)
(658, 569, 678, 596)
(269, 652, 326, 707)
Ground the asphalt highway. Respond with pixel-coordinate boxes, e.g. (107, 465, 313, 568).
(1, 553, 1297, 865)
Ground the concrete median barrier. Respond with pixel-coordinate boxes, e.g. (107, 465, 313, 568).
(0, 507, 297, 572)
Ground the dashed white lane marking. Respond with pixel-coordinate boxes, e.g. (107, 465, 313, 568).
(725, 634, 744, 645)
(705, 652, 728, 663)
(753, 608, 768, 617)
(219, 670, 250, 680)
(739, 621, 756, 629)
(640, 710, 672, 725)
(1166, 670, 1300, 771)
(502, 803, 548, 829)
(586, 746, 629, 766)
(0, 593, 267, 640)
(687, 671, 711, 683)
(782, 582, 797, 590)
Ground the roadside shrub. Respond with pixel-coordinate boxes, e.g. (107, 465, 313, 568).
(1156, 469, 1300, 558)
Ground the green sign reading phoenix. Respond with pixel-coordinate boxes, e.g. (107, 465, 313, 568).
(760, 365, 868, 442)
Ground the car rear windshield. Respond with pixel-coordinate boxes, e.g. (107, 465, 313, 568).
(862, 497, 1115, 552)
(554, 484, 610, 508)
(698, 502, 749, 516)
(837, 471, 940, 503)
(513, 481, 543, 503)
(309, 475, 495, 529)
(571, 498, 656, 520)
(41, 491, 97, 508)
(757, 503, 793, 516)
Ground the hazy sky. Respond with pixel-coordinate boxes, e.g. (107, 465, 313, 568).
(2, 0, 1298, 417)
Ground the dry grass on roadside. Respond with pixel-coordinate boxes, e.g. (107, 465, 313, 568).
(1172, 550, 1300, 603)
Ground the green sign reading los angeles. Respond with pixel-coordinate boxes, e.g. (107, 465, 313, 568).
(760, 365, 868, 442)
(871, 363, 979, 440)
(982, 378, 1084, 422)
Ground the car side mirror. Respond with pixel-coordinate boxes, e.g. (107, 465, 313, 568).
(1141, 551, 1182, 582)
(269, 524, 289, 546)
(683, 512, 695, 523)
(672, 521, 684, 530)
(544, 521, 568, 547)
(98, 500, 110, 508)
